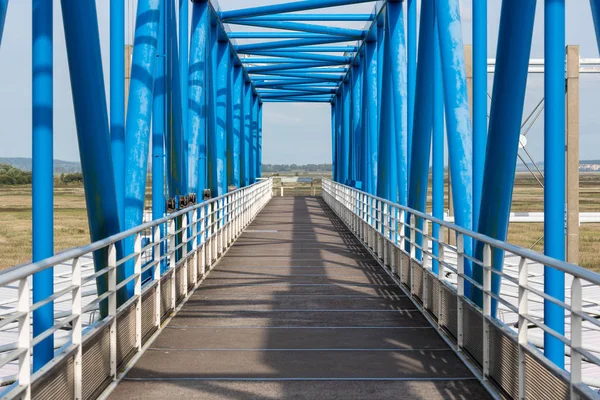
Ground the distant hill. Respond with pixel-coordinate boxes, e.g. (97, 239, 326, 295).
(0, 158, 81, 174)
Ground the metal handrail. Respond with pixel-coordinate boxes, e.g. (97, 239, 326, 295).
(322, 178, 600, 399)
(0, 178, 273, 399)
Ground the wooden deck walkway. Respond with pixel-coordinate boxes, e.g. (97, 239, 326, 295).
(110, 197, 490, 399)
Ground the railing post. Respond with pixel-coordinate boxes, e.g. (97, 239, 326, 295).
(571, 276, 582, 399)
(153, 226, 161, 328)
(518, 256, 528, 399)
(72, 257, 82, 400)
(181, 213, 188, 298)
(482, 243, 492, 380)
(134, 232, 142, 351)
(192, 209, 199, 285)
(108, 243, 117, 379)
(17, 276, 31, 399)
(423, 220, 429, 310)
(383, 202, 389, 266)
(399, 210, 406, 279)
(437, 243, 445, 326)
(377, 200, 384, 259)
(410, 214, 416, 295)
(169, 219, 176, 310)
(457, 233, 465, 351)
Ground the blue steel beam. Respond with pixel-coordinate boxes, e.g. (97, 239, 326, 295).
(227, 20, 365, 39)
(407, 0, 416, 169)
(188, 0, 209, 197)
(251, 94, 259, 182)
(238, 45, 358, 54)
(230, 33, 352, 39)
(364, 39, 378, 195)
(264, 98, 332, 103)
(351, 60, 363, 184)
(432, 20, 444, 274)
(180, 0, 189, 175)
(244, 51, 351, 63)
(0, 0, 7, 45)
(258, 102, 263, 178)
(335, 93, 343, 181)
(242, 82, 252, 186)
(110, 0, 125, 228)
(544, 0, 566, 368)
(388, 0, 408, 207)
(60, 0, 121, 319)
(231, 14, 374, 22)
(436, 0, 473, 296)
(376, 10, 398, 202)
(230, 65, 242, 188)
(473, 0, 488, 230)
(221, 0, 377, 21)
(32, 0, 53, 371)
(591, 0, 600, 54)
(235, 37, 357, 53)
(123, 0, 161, 300)
(408, 0, 435, 260)
(250, 68, 348, 75)
(474, 0, 537, 315)
(331, 99, 337, 181)
(153, 0, 166, 272)
(212, 38, 230, 195)
(252, 72, 344, 81)
(246, 63, 347, 74)
(242, 57, 349, 65)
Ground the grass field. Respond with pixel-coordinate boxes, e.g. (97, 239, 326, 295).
(1, 173, 599, 272)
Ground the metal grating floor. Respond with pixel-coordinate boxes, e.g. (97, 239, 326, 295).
(109, 197, 490, 399)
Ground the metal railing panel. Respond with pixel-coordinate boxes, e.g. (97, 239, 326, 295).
(321, 178, 600, 399)
(0, 179, 273, 399)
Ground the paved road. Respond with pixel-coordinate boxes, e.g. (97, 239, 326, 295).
(110, 197, 490, 399)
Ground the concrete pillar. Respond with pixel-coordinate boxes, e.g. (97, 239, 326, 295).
(566, 45, 580, 265)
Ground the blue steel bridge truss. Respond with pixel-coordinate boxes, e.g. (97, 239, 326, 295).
(2, 0, 600, 378)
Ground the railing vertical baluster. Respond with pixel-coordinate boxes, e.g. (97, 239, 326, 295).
(438, 243, 445, 326)
(17, 276, 31, 399)
(423, 220, 429, 310)
(134, 233, 142, 351)
(181, 213, 188, 298)
(482, 244, 492, 380)
(399, 210, 405, 280)
(192, 209, 199, 285)
(108, 243, 117, 379)
(410, 214, 416, 295)
(153, 226, 161, 328)
(518, 256, 528, 399)
(571, 276, 582, 399)
(169, 219, 176, 310)
(457, 233, 465, 351)
(383, 202, 389, 267)
(72, 257, 82, 400)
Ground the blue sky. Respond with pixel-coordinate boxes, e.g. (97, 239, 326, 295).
(0, 0, 599, 164)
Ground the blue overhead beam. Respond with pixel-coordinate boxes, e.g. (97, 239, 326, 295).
(0, 0, 7, 45)
(231, 14, 374, 22)
(229, 32, 353, 39)
(221, 0, 377, 21)
(247, 62, 346, 74)
(244, 51, 350, 63)
(228, 20, 365, 39)
(238, 45, 358, 54)
(235, 37, 356, 52)
(243, 58, 349, 65)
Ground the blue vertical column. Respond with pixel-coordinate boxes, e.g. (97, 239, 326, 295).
(475, 0, 537, 313)
(432, 19, 444, 274)
(211, 38, 229, 195)
(252, 94, 259, 182)
(544, 0, 566, 368)
(32, 0, 53, 371)
(351, 61, 363, 186)
(364, 39, 378, 195)
(231, 65, 243, 188)
(341, 81, 351, 185)
(60, 0, 121, 313)
(180, 0, 189, 158)
(407, 0, 416, 170)
(408, 0, 435, 260)
(123, 0, 161, 299)
(242, 82, 251, 187)
(0, 0, 7, 45)
(335, 93, 343, 183)
(208, 22, 219, 196)
(376, 14, 398, 202)
(153, 0, 166, 272)
(591, 0, 600, 54)
(436, 0, 473, 296)
(388, 0, 408, 206)
(258, 102, 263, 178)
(331, 100, 337, 181)
(473, 0, 487, 229)
(167, 0, 187, 198)
(188, 0, 209, 196)
(111, 0, 125, 228)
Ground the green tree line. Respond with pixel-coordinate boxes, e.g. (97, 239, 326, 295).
(0, 164, 84, 185)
